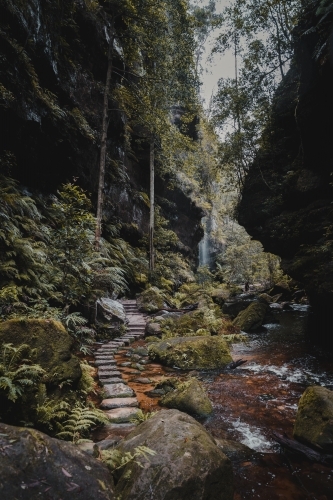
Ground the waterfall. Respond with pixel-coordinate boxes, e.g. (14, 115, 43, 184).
(199, 217, 210, 266)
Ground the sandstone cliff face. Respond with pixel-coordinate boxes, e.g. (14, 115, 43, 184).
(0, 0, 203, 258)
(238, 2, 333, 346)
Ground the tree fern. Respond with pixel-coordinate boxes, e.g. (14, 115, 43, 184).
(0, 343, 45, 401)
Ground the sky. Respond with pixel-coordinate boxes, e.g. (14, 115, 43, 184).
(195, 0, 235, 109)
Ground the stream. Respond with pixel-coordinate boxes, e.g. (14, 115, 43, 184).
(97, 303, 333, 499)
(202, 304, 333, 499)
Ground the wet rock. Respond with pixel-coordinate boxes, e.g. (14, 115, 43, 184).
(103, 384, 134, 398)
(95, 437, 122, 450)
(269, 283, 292, 301)
(146, 322, 162, 336)
(259, 293, 273, 303)
(0, 319, 81, 387)
(148, 336, 232, 370)
(104, 407, 139, 423)
(222, 301, 252, 319)
(293, 386, 333, 452)
(0, 423, 115, 499)
(96, 298, 126, 323)
(233, 302, 269, 331)
(269, 302, 283, 310)
(160, 378, 213, 417)
(215, 438, 255, 461)
(100, 398, 138, 410)
(114, 409, 233, 500)
(137, 287, 165, 313)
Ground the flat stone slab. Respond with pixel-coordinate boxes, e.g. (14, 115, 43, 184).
(133, 377, 152, 384)
(103, 383, 135, 398)
(104, 407, 140, 423)
(119, 362, 131, 367)
(101, 397, 138, 410)
(95, 360, 116, 367)
(99, 370, 121, 378)
(100, 378, 124, 385)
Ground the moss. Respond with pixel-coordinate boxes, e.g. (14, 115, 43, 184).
(148, 336, 232, 370)
(293, 386, 333, 452)
(0, 319, 81, 386)
(145, 336, 160, 343)
(137, 287, 165, 313)
(232, 302, 268, 331)
(160, 378, 213, 417)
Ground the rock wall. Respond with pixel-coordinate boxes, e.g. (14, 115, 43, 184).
(238, 2, 333, 347)
(0, 0, 203, 258)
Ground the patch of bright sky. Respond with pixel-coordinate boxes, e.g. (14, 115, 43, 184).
(192, 0, 235, 110)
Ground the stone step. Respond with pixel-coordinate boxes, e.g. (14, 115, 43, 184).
(100, 378, 124, 385)
(104, 407, 139, 423)
(101, 397, 138, 410)
(95, 360, 116, 367)
(103, 383, 135, 398)
(98, 370, 122, 378)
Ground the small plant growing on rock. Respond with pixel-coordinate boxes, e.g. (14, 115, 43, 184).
(56, 403, 108, 444)
(130, 409, 157, 425)
(101, 446, 156, 480)
(0, 343, 45, 402)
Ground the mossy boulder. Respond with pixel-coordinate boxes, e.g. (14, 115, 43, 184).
(137, 287, 165, 313)
(161, 378, 213, 417)
(148, 336, 232, 370)
(114, 409, 233, 500)
(145, 322, 162, 336)
(293, 386, 333, 452)
(222, 300, 252, 319)
(0, 422, 115, 499)
(232, 302, 269, 331)
(0, 319, 81, 386)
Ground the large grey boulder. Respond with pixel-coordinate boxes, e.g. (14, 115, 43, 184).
(0, 423, 115, 499)
(97, 298, 127, 324)
(293, 386, 333, 452)
(114, 409, 233, 500)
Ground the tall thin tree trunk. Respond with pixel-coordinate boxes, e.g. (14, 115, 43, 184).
(95, 22, 115, 249)
(149, 138, 155, 272)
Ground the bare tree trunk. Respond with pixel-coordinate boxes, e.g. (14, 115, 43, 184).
(95, 23, 115, 249)
(149, 138, 155, 271)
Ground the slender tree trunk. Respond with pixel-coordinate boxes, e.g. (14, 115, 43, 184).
(149, 138, 155, 271)
(95, 22, 115, 249)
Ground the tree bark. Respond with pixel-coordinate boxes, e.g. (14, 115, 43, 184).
(149, 138, 155, 271)
(95, 22, 115, 249)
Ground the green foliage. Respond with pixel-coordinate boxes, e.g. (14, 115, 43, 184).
(129, 409, 157, 425)
(101, 445, 156, 478)
(35, 384, 70, 431)
(56, 403, 108, 444)
(0, 343, 45, 402)
(64, 312, 96, 354)
(77, 362, 96, 395)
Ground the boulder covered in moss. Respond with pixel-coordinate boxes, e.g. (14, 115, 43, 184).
(96, 298, 126, 323)
(232, 302, 269, 331)
(293, 386, 333, 452)
(148, 336, 232, 370)
(145, 322, 162, 336)
(0, 422, 115, 499)
(137, 287, 165, 313)
(0, 319, 81, 386)
(161, 378, 213, 417)
(114, 409, 233, 500)
(222, 300, 252, 319)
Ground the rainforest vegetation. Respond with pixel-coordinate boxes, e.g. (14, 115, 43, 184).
(1, 0, 333, 498)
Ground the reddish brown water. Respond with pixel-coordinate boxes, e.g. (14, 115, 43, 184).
(99, 305, 333, 499)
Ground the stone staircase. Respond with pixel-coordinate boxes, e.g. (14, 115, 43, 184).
(93, 300, 147, 424)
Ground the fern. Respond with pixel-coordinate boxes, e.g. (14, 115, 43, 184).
(0, 343, 45, 401)
(101, 446, 156, 474)
(56, 403, 108, 444)
(130, 409, 157, 425)
(35, 384, 70, 430)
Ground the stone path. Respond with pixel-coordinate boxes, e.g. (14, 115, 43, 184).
(93, 300, 147, 427)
